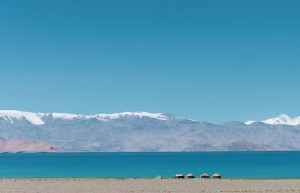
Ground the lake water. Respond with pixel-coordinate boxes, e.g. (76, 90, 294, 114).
(0, 152, 299, 178)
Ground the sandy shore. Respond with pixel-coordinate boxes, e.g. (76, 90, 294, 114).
(0, 178, 299, 193)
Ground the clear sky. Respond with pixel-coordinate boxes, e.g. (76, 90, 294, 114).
(0, 0, 299, 123)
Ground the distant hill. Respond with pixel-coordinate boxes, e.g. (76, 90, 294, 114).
(0, 110, 299, 152)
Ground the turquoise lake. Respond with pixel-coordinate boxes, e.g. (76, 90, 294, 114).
(0, 152, 299, 178)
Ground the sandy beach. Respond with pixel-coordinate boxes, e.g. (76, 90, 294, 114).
(0, 178, 299, 193)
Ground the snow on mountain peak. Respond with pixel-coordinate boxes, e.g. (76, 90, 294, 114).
(92, 112, 170, 121)
(245, 114, 300, 126)
(0, 110, 173, 125)
(278, 114, 290, 120)
(245, 120, 256, 125)
(263, 114, 296, 125)
(0, 110, 45, 125)
(47, 112, 171, 121)
(50, 113, 81, 119)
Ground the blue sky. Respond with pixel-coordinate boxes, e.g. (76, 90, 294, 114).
(0, 0, 299, 123)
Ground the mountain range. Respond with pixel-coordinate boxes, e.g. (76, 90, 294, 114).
(0, 110, 299, 152)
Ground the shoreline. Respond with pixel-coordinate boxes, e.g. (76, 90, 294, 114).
(2, 150, 300, 153)
(0, 178, 299, 193)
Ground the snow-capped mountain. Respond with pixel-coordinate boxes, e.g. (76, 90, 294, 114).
(0, 110, 299, 152)
(245, 114, 300, 126)
(0, 110, 171, 125)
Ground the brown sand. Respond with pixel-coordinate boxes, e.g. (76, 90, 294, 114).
(0, 178, 299, 193)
